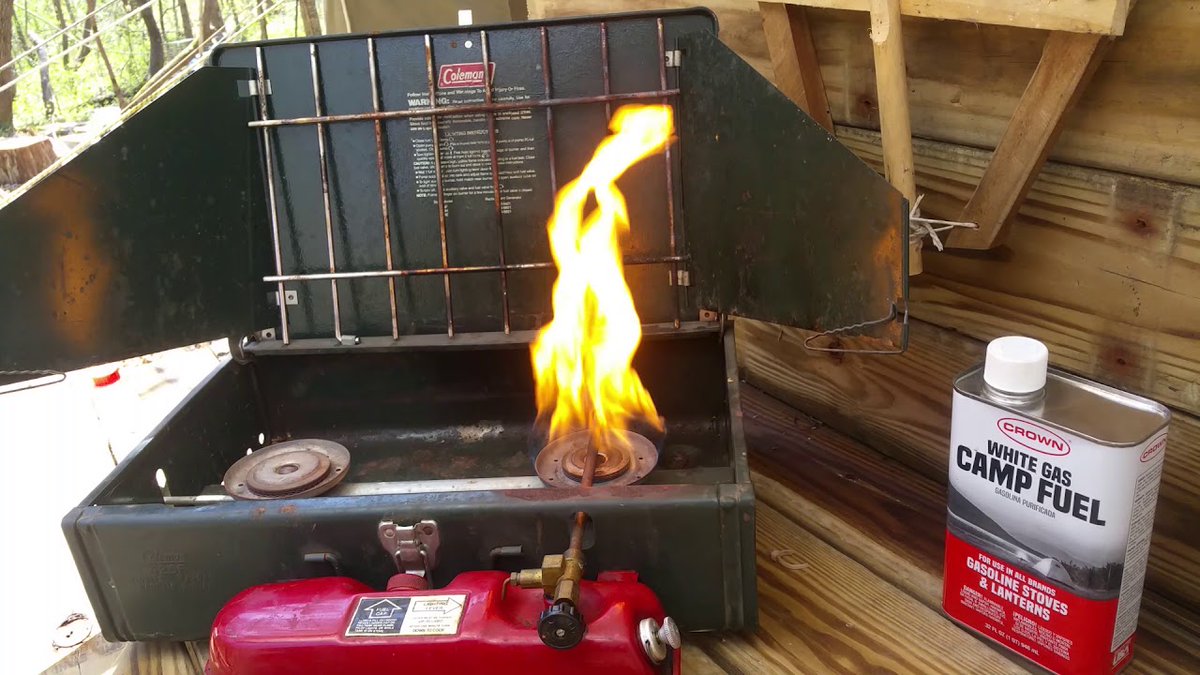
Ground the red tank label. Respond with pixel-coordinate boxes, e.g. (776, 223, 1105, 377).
(943, 531, 1133, 674)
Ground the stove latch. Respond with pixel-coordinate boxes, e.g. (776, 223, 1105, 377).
(378, 520, 440, 577)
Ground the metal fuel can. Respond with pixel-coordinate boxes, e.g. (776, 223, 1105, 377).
(943, 336, 1170, 674)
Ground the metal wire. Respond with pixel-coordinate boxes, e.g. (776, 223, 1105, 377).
(802, 303, 908, 354)
(657, 18, 682, 330)
(367, 37, 400, 340)
(309, 44, 344, 342)
(480, 30, 512, 335)
(0, 370, 66, 395)
(424, 34, 456, 338)
(254, 46, 291, 345)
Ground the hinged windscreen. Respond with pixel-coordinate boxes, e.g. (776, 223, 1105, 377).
(0, 67, 269, 377)
(678, 31, 908, 351)
(214, 11, 716, 346)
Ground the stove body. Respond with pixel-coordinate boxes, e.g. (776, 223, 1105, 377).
(0, 10, 908, 642)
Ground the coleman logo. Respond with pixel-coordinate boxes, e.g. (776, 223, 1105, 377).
(997, 418, 1071, 456)
(1141, 433, 1167, 462)
(438, 62, 494, 89)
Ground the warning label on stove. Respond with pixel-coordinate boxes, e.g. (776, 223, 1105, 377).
(345, 594, 467, 637)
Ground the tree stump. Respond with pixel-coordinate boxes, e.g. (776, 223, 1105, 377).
(0, 136, 57, 184)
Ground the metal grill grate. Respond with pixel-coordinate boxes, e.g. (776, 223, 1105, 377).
(245, 18, 690, 345)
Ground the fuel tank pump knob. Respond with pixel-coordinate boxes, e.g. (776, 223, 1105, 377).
(538, 601, 585, 650)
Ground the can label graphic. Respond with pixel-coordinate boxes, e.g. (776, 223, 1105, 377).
(943, 339, 1168, 674)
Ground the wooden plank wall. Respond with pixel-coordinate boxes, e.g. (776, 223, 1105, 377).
(530, 0, 1200, 186)
(529, 0, 1200, 637)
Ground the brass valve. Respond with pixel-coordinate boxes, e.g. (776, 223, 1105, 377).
(510, 550, 585, 607)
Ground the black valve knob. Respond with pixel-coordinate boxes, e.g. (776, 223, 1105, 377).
(538, 601, 585, 650)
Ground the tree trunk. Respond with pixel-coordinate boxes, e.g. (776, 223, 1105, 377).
(259, 0, 273, 40)
(131, 0, 165, 76)
(298, 0, 320, 36)
(0, 0, 14, 133)
(95, 30, 124, 107)
(50, 0, 69, 65)
(223, 0, 240, 30)
(29, 32, 55, 117)
(0, 136, 57, 183)
(177, 0, 193, 39)
(76, 0, 96, 65)
(200, 0, 223, 41)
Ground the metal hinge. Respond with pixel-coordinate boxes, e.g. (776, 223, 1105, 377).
(665, 50, 682, 68)
(673, 269, 691, 286)
(379, 520, 441, 577)
(238, 79, 272, 97)
(270, 290, 298, 306)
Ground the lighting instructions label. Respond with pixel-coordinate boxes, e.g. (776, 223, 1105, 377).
(345, 594, 467, 637)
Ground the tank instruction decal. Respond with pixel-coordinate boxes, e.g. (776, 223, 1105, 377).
(345, 594, 468, 637)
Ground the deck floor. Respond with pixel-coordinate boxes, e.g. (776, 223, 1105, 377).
(40, 384, 1200, 674)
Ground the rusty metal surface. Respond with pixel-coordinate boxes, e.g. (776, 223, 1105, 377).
(534, 429, 659, 487)
(678, 31, 908, 349)
(223, 438, 350, 500)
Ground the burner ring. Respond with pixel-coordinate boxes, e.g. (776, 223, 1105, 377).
(246, 450, 332, 496)
(534, 429, 658, 488)
(562, 442, 631, 481)
(224, 438, 351, 500)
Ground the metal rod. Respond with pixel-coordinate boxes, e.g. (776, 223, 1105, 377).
(658, 18, 682, 330)
(246, 89, 680, 128)
(480, 30, 511, 335)
(567, 424, 600, 557)
(310, 44, 343, 341)
(424, 34, 456, 337)
(368, 37, 400, 340)
(600, 21, 612, 120)
(262, 255, 688, 283)
(539, 27, 559, 195)
(254, 46, 290, 345)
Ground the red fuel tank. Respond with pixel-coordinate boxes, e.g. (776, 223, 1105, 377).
(206, 571, 676, 675)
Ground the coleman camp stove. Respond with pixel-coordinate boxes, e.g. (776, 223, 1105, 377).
(0, 8, 907, 668)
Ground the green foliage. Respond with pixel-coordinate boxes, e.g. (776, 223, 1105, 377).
(8, 0, 303, 132)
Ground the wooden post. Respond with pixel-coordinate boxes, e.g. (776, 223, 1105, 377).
(868, 0, 920, 275)
(759, 2, 834, 132)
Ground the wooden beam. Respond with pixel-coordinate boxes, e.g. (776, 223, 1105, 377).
(867, 0, 915, 204)
(948, 31, 1112, 249)
(759, 2, 834, 132)
(783, 0, 1131, 34)
(867, 0, 921, 274)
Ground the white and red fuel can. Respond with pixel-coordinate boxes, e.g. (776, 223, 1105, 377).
(943, 336, 1170, 674)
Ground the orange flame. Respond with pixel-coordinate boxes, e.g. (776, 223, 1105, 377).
(531, 104, 674, 453)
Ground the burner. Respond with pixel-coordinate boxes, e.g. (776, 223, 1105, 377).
(224, 439, 350, 500)
(534, 429, 658, 487)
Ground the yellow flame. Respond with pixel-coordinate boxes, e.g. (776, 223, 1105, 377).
(531, 104, 674, 453)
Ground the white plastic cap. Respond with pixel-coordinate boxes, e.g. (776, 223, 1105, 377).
(984, 336, 1049, 394)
